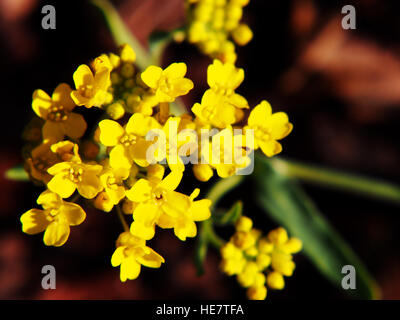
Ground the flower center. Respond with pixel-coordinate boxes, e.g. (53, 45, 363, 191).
(152, 188, 166, 204)
(47, 106, 68, 122)
(120, 133, 137, 147)
(106, 176, 118, 190)
(159, 77, 173, 94)
(79, 85, 94, 98)
(253, 125, 271, 141)
(68, 166, 83, 183)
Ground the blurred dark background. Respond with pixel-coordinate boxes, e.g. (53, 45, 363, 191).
(0, 0, 400, 299)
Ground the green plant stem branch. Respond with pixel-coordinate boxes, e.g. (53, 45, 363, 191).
(272, 157, 400, 204)
(91, 0, 151, 69)
(116, 205, 129, 232)
(204, 175, 245, 247)
(195, 175, 245, 274)
(92, 0, 188, 116)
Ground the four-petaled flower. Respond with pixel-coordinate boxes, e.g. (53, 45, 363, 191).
(141, 62, 194, 103)
(71, 64, 111, 108)
(111, 231, 164, 282)
(245, 100, 292, 157)
(47, 160, 103, 199)
(32, 83, 87, 141)
(20, 190, 86, 246)
(98, 113, 161, 170)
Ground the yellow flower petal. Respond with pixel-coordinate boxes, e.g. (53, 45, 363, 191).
(248, 101, 272, 127)
(32, 89, 52, 118)
(73, 64, 94, 89)
(37, 190, 62, 209)
(163, 62, 187, 79)
(99, 119, 125, 146)
(189, 199, 212, 221)
(137, 248, 165, 268)
(157, 170, 183, 191)
(141, 66, 163, 89)
(125, 179, 152, 202)
(20, 209, 51, 234)
(43, 221, 70, 246)
(47, 174, 77, 198)
(111, 246, 125, 267)
(42, 120, 65, 141)
(76, 172, 103, 199)
(52, 83, 75, 112)
(109, 144, 131, 170)
(259, 140, 282, 157)
(63, 113, 87, 139)
(60, 202, 86, 226)
(120, 256, 141, 281)
(130, 220, 156, 240)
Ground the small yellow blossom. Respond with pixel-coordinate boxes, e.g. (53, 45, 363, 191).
(157, 188, 212, 241)
(94, 161, 129, 212)
(98, 113, 161, 170)
(111, 231, 164, 282)
(125, 167, 185, 240)
(220, 216, 301, 300)
(47, 160, 103, 199)
(25, 139, 80, 184)
(71, 64, 111, 108)
(32, 83, 87, 141)
(20, 190, 86, 246)
(141, 63, 194, 103)
(245, 100, 293, 157)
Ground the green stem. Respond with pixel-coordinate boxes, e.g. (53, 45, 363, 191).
(116, 205, 129, 232)
(272, 157, 400, 204)
(91, 0, 151, 69)
(206, 175, 245, 210)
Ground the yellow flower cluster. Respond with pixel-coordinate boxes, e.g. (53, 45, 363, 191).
(20, 41, 293, 287)
(185, 0, 253, 63)
(220, 216, 302, 300)
(20, 44, 210, 282)
(191, 59, 292, 181)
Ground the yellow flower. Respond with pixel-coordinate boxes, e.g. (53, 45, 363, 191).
(71, 64, 111, 108)
(111, 231, 164, 282)
(94, 161, 129, 212)
(47, 160, 103, 199)
(245, 100, 293, 157)
(141, 63, 194, 103)
(220, 217, 301, 300)
(32, 83, 87, 141)
(207, 59, 244, 94)
(25, 139, 60, 184)
(25, 139, 80, 184)
(98, 113, 160, 170)
(220, 242, 246, 276)
(147, 116, 186, 172)
(20, 190, 86, 246)
(192, 90, 237, 128)
(198, 126, 252, 178)
(125, 166, 184, 240)
(157, 188, 211, 241)
(192, 60, 248, 128)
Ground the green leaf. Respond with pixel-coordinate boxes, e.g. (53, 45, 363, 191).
(272, 158, 400, 205)
(5, 164, 29, 181)
(91, 0, 151, 69)
(214, 201, 243, 225)
(253, 154, 380, 299)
